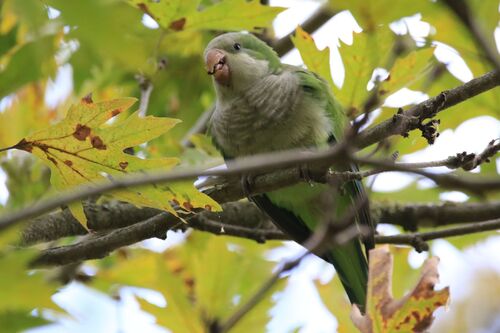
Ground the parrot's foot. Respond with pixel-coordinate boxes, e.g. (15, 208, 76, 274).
(240, 174, 255, 197)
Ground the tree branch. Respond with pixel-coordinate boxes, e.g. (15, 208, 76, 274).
(356, 69, 500, 148)
(29, 212, 178, 267)
(3, 136, 500, 232)
(375, 218, 500, 252)
(22, 200, 500, 246)
(271, 4, 337, 56)
(25, 199, 500, 267)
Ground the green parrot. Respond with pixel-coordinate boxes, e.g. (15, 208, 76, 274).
(204, 32, 374, 309)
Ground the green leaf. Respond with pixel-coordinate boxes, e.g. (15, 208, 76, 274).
(315, 275, 357, 333)
(94, 234, 285, 333)
(13, 97, 220, 227)
(0, 311, 49, 333)
(291, 26, 335, 89)
(0, 24, 18, 57)
(379, 46, 435, 97)
(47, 0, 154, 70)
(334, 28, 394, 115)
(1, 156, 50, 209)
(0, 85, 57, 149)
(331, 0, 425, 31)
(129, 0, 285, 32)
(419, 2, 497, 75)
(0, 35, 57, 99)
(0, 250, 58, 312)
(371, 181, 442, 203)
(3, 0, 49, 34)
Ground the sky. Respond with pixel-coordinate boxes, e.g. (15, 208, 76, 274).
(0, 0, 497, 332)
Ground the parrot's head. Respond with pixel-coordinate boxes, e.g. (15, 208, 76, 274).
(204, 32, 281, 94)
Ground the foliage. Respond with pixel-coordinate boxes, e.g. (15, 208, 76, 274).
(0, 249, 58, 332)
(93, 233, 285, 333)
(0, 0, 498, 332)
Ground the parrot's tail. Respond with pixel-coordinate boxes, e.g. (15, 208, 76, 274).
(325, 239, 368, 312)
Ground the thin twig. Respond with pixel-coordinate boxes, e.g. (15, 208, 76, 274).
(375, 218, 500, 252)
(181, 105, 215, 147)
(271, 4, 337, 56)
(137, 75, 154, 118)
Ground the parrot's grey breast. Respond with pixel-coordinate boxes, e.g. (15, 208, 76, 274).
(210, 70, 332, 157)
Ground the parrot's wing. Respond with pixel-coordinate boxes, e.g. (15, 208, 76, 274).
(294, 66, 376, 252)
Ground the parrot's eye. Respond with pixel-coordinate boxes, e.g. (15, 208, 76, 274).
(233, 43, 241, 51)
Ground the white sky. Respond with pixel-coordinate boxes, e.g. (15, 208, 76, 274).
(1, 1, 497, 332)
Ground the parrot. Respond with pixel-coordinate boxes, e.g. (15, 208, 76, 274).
(203, 32, 375, 309)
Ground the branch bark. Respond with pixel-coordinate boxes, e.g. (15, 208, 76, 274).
(376, 218, 500, 252)
(271, 4, 337, 56)
(25, 199, 500, 267)
(355, 70, 500, 149)
(22, 201, 500, 246)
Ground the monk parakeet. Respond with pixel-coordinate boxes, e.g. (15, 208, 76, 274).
(204, 32, 374, 309)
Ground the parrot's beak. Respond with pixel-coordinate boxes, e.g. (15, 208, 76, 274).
(205, 49, 230, 85)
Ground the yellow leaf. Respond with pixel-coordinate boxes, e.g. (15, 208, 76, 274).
(9, 96, 220, 227)
(351, 246, 449, 333)
(129, 0, 284, 32)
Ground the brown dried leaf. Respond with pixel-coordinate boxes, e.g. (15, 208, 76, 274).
(351, 246, 449, 333)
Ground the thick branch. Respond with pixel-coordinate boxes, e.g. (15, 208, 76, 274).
(30, 213, 178, 267)
(25, 199, 500, 267)
(372, 201, 500, 231)
(356, 70, 500, 148)
(22, 201, 500, 245)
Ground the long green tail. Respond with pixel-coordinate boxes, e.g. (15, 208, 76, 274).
(251, 182, 370, 309)
(325, 241, 368, 309)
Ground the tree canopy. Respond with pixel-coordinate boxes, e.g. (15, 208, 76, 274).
(0, 0, 499, 332)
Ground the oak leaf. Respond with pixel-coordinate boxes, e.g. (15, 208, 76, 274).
(11, 96, 220, 227)
(351, 246, 449, 332)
